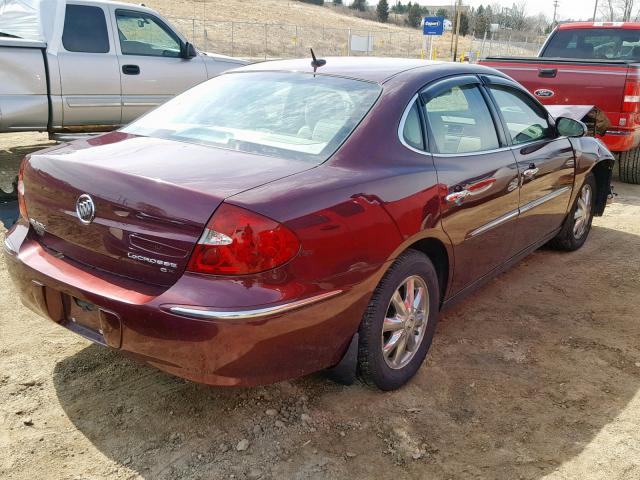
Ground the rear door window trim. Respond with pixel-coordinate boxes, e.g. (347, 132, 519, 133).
(420, 75, 505, 156)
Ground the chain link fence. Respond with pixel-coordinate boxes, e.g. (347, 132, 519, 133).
(471, 31, 545, 59)
(166, 16, 545, 62)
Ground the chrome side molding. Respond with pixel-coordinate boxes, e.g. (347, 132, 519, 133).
(519, 186, 571, 214)
(168, 290, 344, 321)
(468, 209, 519, 238)
(468, 186, 571, 238)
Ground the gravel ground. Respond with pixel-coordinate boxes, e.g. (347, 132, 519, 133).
(1, 132, 639, 479)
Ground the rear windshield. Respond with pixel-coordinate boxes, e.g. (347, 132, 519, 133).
(123, 72, 381, 163)
(542, 28, 640, 61)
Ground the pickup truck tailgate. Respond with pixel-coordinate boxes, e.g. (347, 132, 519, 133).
(481, 59, 630, 113)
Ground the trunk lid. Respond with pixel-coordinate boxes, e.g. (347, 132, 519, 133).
(23, 132, 312, 287)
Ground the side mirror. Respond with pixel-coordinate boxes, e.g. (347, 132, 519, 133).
(181, 41, 197, 59)
(556, 116, 588, 138)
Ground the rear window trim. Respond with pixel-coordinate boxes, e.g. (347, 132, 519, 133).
(123, 70, 383, 164)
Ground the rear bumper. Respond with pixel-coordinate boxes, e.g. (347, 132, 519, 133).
(601, 127, 640, 152)
(4, 222, 375, 386)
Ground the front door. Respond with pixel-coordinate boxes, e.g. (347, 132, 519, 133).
(421, 76, 521, 295)
(482, 76, 575, 253)
(111, 8, 208, 123)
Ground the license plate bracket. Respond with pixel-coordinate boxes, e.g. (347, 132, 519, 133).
(65, 296, 122, 348)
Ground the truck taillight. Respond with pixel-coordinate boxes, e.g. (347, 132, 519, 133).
(187, 203, 300, 275)
(623, 78, 640, 113)
(17, 158, 28, 219)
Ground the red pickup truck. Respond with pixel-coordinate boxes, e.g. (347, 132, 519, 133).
(480, 22, 640, 184)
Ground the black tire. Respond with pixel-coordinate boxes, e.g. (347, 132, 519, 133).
(357, 250, 439, 391)
(619, 147, 640, 184)
(548, 173, 596, 251)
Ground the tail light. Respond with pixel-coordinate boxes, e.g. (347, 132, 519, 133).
(17, 158, 28, 219)
(187, 203, 300, 275)
(622, 78, 640, 113)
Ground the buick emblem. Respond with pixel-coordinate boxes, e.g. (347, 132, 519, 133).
(534, 89, 555, 98)
(75, 194, 96, 225)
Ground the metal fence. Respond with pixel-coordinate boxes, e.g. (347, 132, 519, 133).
(166, 16, 545, 62)
(471, 32, 545, 59)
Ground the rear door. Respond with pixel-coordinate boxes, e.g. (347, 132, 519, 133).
(482, 75, 575, 253)
(111, 7, 208, 123)
(57, 3, 121, 128)
(421, 75, 521, 295)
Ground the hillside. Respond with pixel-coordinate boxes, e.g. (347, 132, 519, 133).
(138, 1, 425, 32)
(122, 0, 473, 60)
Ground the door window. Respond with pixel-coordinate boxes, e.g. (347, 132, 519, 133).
(402, 101, 425, 150)
(488, 86, 552, 145)
(116, 11, 181, 57)
(424, 84, 499, 154)
(62, 5, 110, 53)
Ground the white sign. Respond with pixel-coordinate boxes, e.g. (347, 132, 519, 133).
(350, 35, 374, 53)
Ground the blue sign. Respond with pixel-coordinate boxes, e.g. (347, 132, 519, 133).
(423, 16, 445, 36)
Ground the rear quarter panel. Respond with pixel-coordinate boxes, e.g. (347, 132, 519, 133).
(228, 71, 454, 316)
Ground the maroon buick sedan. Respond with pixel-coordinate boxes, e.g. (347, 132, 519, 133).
(4, 58, 614, 390)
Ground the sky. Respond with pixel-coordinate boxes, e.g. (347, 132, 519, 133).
(409, 0, 598, 21)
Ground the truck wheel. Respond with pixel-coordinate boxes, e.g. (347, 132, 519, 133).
(357, 250, 439, 391)
(548, 173, 596, 251)
(619, 147, 640, 184)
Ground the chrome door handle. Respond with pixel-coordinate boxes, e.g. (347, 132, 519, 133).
(522, 167, 539, 178)
(445, 190, 470, 205)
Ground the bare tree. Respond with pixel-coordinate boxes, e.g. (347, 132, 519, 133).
(598, 0, 638, 20)
(510, 0, 528, 30)
(623, 0, 634, 20)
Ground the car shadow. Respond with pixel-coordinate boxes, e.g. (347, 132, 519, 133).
(611, 179, 640, 207)
(0, 135, 56, 190)
(52, 224, 640, 479)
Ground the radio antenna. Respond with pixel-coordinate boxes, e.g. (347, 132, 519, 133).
(310, 48, 326, 72)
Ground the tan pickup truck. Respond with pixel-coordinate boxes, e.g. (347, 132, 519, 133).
(0, 0, 246, 135)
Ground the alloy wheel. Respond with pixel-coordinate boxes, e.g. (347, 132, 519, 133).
(381, 275, 429, 370)
(573, 183, 592, 239)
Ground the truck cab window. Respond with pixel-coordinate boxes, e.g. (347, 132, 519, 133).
(62, 5, 110, 53)
(543, 28, 640, 60)
(116, 11, 181, 57)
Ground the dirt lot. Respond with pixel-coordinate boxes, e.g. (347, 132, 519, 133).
(1, 132, 639, 479)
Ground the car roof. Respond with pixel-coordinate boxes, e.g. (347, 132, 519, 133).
(235, 57, 447, 83)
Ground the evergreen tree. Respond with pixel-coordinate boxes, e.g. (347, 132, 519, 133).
(458, 12, 469, 36)
(376, 0, 389, 22)
(350, 0, 366, 11)
(406, 3, 422, 28)
(474, 5, 489, 36)
(391, 1, 403, 13)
